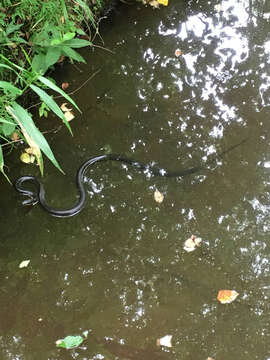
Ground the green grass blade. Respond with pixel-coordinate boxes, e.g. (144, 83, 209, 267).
(38, 75, 80, 112)
(0, 81, 22, 96)
(0, 145, 11, 183)
(7, 102, 64, 174)
(60, 0, 69, 22)
(63, 38, 92, 48)
(62, 46, 86, 63)
(30, 84, 73, 135)
(0, 118, 16, 125)
(74, 0, 97, 28)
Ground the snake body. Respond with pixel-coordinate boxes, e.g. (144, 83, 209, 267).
(15, 140, 246, 218)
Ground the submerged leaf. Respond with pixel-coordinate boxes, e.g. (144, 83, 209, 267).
(61, 82, 69, 90)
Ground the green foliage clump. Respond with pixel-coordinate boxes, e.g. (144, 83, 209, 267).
(0, 0, 103, 180)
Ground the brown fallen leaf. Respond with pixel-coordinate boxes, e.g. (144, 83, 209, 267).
(61, 82, 69, 90)
(217, 290, 239, 304)
(60, 103, 72, 112)
(175, 49, 183, 57)
(64, 111, 75, 122)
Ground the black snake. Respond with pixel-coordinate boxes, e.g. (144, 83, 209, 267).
(15, 139, 246, 218)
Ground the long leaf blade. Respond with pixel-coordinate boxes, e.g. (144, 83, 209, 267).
(7, 102, 64, 174)
(0, 145, 11, 183)
(38, 75, 80, 112)
(62, 46, 86, 63)
(63, 38, 92, 48)
(30, 84, 72, 134)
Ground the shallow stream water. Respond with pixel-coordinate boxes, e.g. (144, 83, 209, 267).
(0, 0, 270, 359)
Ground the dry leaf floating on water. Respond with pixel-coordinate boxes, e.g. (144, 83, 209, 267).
(156, 335, 172, 348)
(19, 260, 30, 268)
(183, 234, 202, 252)
(175, 49, 183, 57)
(154, 189, 164, 203)
(217, 290, 239, 304)
(60, 103, 75, 121)
(64, 111, 75, 122)
(60, 103, 72, 112)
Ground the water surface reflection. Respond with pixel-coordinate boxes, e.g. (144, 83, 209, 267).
(0, 0, 270, 359)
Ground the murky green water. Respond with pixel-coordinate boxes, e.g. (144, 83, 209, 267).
(1, 0, 270, 359)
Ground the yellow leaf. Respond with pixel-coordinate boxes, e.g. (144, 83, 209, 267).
(20, 152, 35, 164)
(64, 111, 75, 122)
(157, 0, 168, 6)
(7, 106, 43, 171)
(60, 103, 72, 112)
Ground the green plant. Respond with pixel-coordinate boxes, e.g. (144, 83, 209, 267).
(0, 54, 82, 178)
(31, 24, 92, 74)
(0, 0, 103, 181)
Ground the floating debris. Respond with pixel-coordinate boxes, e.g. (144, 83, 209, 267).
(19, 260, 30, 268)
(183, 235, 202, 252)
(217, 290, 239, 304)
(156, 335, 173, 348)
(154, 189, 164, 203)
(175, 49, 183, 57)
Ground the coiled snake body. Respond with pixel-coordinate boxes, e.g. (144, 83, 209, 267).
(15, 140, 245, 218)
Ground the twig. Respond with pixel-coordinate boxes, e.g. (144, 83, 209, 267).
(92, 44, 115, 54)
(27, 68, 101, 111)
(2, 125, 63, 148)
(63, 68, 101, 96)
